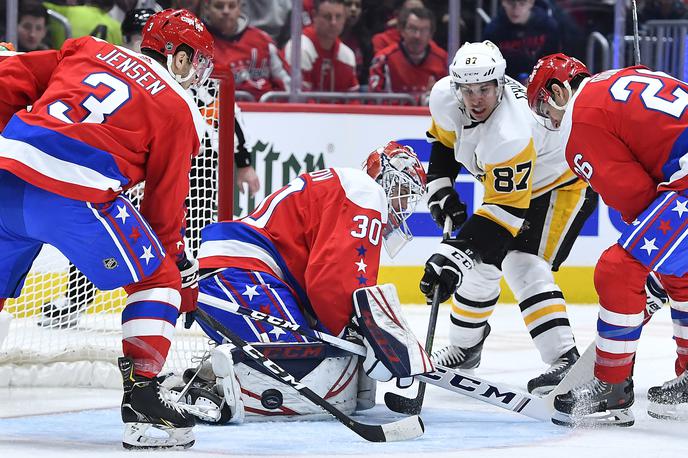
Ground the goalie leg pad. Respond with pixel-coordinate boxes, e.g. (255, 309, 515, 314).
(211, 344, 245, 424)
(353, 283, 433, 381)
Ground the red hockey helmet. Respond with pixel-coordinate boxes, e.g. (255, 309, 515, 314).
(141, 9, 214, 87)
(527, 53, 590, 117)
(364, 141, 427, 257)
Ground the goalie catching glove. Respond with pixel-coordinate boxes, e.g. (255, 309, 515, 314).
(353, 284, 433, 388)
(420, 240, 480, 302)
(426, 176, 467, 232)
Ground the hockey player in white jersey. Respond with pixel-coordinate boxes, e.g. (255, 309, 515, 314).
(419, 41, 598, 394)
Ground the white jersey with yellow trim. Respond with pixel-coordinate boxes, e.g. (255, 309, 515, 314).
(428, 76, 576, 199)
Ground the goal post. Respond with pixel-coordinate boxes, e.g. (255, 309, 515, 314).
(0, 65, 235, 388)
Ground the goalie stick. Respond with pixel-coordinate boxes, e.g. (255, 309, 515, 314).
(197, 293, 584, 421)
(192, 307, 425, 442)
(384, 217, 451, 415)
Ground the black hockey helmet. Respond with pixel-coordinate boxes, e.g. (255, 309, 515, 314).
(121, 8, 156, 37)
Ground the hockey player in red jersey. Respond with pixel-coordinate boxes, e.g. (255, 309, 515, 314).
(528, 54, 688, 426)
(0, 9, 213, 448)
(179, 142, 434, 422)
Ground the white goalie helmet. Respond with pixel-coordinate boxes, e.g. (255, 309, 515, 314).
(364, 142, 427, 258)
(449, 40, 507, 116)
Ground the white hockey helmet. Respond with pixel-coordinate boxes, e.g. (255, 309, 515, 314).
(364, 142, 427, 258)
(449, 40, 507, 115)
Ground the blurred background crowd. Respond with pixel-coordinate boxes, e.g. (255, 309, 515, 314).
(2, 0, 688, 104)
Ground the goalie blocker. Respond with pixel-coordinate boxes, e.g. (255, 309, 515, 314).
(178, 284, 432, 422)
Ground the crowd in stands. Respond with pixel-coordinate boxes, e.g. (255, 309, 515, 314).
(2, 0, 688, 104)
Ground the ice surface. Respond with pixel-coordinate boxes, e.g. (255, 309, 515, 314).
(1, 304, 683, 457)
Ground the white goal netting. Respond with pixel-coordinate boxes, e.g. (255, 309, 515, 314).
(0, 70, 234, 388)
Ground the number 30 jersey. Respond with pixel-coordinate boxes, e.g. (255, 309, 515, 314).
(561, 66, 688, 224)
(0, 36, 205, 259)
(197, 168, 387, 336)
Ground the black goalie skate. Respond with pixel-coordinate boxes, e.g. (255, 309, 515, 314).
(119, 357, 196, 449)
(647, 370, 688, 420)
(552, 376, 634, 427)
(527, 347, 580, 395)
(431, 323, 491, 370)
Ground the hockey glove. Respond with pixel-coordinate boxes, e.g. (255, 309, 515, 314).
(420, 241, 479, 303)
(644, 271, 668, 323)
(177, 257, 199, 327)
(426, 176, 467, 231)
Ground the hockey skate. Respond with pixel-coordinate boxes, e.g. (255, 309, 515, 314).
(527, 347, 580, 395)
(552, 376, 634, 427)
(119, 357, 196, 449)
(38, 297, 82, 329)
(431, 323, 491, 370)
(171, 356, 235, 425)
(647, 370, 688, 420)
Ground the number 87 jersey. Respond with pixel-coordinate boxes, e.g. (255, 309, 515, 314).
(561, 66, 688, 224)
(197, 168, 387, 337)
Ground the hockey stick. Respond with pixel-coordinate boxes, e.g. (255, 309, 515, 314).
(631, 0, 641, 65)
(198, 292, 554, 420)
(192, 307, 425, 442)
(384, 216, 452, 415)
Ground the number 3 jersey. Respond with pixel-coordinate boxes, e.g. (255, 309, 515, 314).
(560, 66, 688, 224)
(0, 36, 205, 259)
(197, 168, 387, 336)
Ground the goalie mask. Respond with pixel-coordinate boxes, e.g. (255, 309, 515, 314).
(141, 9, 214, 88)
(364, 142, 427, 257)
(449, 40, 506, 121)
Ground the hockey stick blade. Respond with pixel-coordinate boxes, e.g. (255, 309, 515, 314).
(193, 308, 424, 442)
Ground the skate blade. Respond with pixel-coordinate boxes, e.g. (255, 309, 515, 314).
(123, 422, 194, 449)
(552, 408, 635, 428)
(648, 402, 688, 421)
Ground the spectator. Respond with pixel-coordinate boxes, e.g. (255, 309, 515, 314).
(172, 0, 201, 15)
(483, 0, 561, 84)
(202, 0, 291, 101)
(240, 0, 292, 47)
(340, 0, 372, 87)
(640, 0, 688, 22)
(17, 4, 50, 52)
(120, 7, 155, 52)
(284, 0, 359, 93)
(44, 0, 123, 48)
(368, 7, 447, 102)
(371, 0, 424, 54)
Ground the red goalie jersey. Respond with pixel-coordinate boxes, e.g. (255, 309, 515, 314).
(197, 167, 387, 335)
(0, 36, 205, 259)
(562, 66, 688, 223)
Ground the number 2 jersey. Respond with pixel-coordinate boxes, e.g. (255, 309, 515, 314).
(0, 36, 205, 259)
(197, 168, 387, 336)
(561, 66, 688, 224)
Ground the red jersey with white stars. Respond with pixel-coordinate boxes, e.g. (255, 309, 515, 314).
(368, 41, 448, 96)
(197, 167, 387, 335)
(0, 36, 204, 260)
(562, 66, 688, 224)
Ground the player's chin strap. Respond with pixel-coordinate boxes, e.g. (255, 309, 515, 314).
(166, 55, 195, 86)
(546, 80, 573, 112)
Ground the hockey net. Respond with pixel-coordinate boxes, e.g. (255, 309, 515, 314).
(0, 67, 235, 388)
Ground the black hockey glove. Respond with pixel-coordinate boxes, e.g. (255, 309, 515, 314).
(420, 241, 479, 303)
(426, 176, 467, 232)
